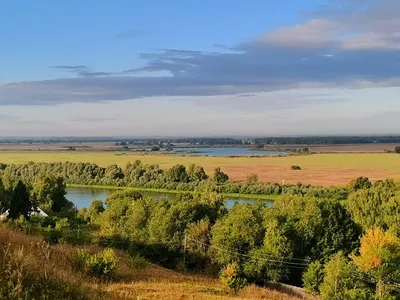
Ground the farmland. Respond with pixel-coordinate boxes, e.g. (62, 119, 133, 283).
(0, 151, 399, 186)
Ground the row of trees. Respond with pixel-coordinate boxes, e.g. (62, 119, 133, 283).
(0, 161, 349, 200)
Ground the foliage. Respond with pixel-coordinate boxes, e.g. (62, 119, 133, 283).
(319, 253, 365, 300)
(31, 176, 70, 213)
(8, 181, 32, 220)
(210, 204, 264, 265)
(72, 248, 119, 279)
(220, 263, 247, 294)
(351, 228, 400, 298)
(128, 252, 149, 270)
(303, 261, 324, 295)
(348, 176, 372, 191)
(244, 220, 293, 283)
(347, 180, 400, 235)
(214, 167, 229, 184)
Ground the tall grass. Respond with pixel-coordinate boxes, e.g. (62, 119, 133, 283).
(0, 225, 300, 299)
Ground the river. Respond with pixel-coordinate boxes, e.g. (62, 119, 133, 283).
(167, 147, 284, 157)
(66, 187, 274, 210)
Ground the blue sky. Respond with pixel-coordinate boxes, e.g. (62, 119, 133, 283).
(1, 0, 399, 136)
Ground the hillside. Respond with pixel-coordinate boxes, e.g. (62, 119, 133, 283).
(0, 226, 299, 300)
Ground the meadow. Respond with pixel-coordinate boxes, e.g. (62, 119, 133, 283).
(1, 151, 399, 186)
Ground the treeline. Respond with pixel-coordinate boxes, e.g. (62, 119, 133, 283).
(84, 177, 400, 299)
(0, 161, 348, 199)
(3, 135, 400, 146)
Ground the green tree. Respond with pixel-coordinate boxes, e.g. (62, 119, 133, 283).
(8, 180, 32, 220)
(244, 220, 294, 283)
(214, 167, 229, 184)
(210, 204, 264, 265)
(0, 178, 9, 213)
(347, 180, 400, 235)
(187, 164, 208, 182)
(87, 199, 105, 222)
(31, 176, 70, 213)
(303, 261, 324, 295)
(320, 253, 362, 300)
(165, 165, 189, 183)
(348, 177, 372, 192)
(313, 200, 361, 262)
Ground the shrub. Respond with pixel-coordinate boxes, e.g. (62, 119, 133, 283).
(128, 253, 149, 270)
(220, 263, 247, 295)
(72, 248, 119, 279)
(291, 165, 302, 170)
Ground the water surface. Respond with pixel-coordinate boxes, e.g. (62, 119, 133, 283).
(66, 187, 273, 210)
(168, 147, 284, 157)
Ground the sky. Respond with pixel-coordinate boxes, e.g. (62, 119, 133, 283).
(1, 0, 399, 137)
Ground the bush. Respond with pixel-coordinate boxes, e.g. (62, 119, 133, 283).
(220, 263, 247, 295)
(291, 165, 302, 170)
(72, 248, 119, 279)
(128, 253, 149, 270)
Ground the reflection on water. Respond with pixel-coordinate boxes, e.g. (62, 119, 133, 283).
(66, 187, 273, 210)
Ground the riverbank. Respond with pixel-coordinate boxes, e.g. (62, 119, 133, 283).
(67, 184, 279, 201)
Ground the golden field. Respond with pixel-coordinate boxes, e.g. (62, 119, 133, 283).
(0, 151, 399, 186)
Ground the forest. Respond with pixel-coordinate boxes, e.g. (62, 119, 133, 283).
(0, 165, 399, 299)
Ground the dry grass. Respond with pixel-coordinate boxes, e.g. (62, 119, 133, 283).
(1, 151, 400, 186)
(0, 225, 299, 300)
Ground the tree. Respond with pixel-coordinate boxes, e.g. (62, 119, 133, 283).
(214, 167, 229, 184)
(210, 204, 264, 265)
(0, 178, 9, 213)
(319, 252, 362, 300)
(165, 165, 189, 183)
(8, 180, 32, 220)
(244, 220, 293, 283)
(303, 261, 324, 295)
(87, 199, 105, 222)
(394, 146, 400, 154)
(351, 228, 400, 298)
(313, 201, 361, 262)
(187, 164, 208, 182)
(31, 176, 70, 213)
(347, 181, 400, 234)
(348, 177, 372, 192)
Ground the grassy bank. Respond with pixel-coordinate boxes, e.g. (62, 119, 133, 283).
(67, 184, 279, 201)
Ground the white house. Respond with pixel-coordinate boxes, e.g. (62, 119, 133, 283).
(0, 208, 48, 220)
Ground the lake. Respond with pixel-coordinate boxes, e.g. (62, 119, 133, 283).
(168, 147, 284, 157)
(66, 187, 274, 210)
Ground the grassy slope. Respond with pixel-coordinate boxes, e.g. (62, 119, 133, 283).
(0, 226, 298, 300)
